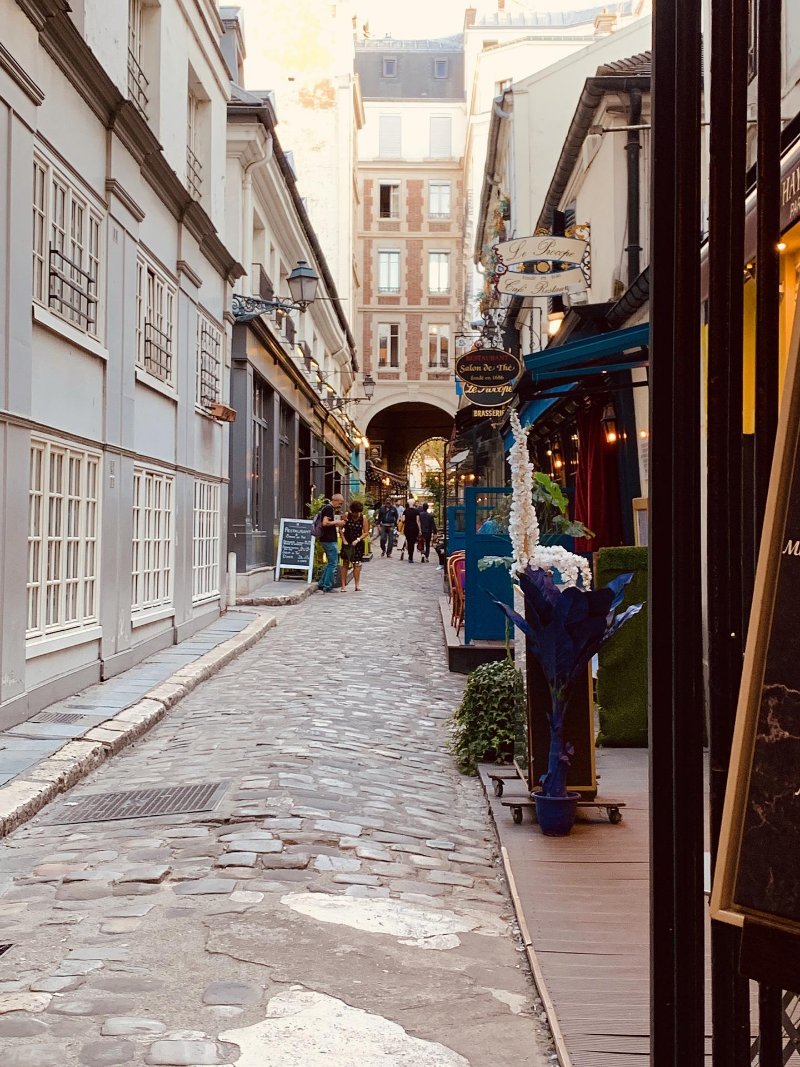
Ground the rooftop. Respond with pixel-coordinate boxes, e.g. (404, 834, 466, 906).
(596, 50, 652, 77)
(471, 2, 635, 29)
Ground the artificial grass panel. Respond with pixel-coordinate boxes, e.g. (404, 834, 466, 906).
(595, 546, 648, 747)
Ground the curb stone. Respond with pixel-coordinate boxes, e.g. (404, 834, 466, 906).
(0, 613, 277, 839)
(237, 583, 317, 607)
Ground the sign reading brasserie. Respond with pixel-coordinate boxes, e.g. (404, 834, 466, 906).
(455, 348, 522, 388)
(496, 267, 587, 298)
(494, 234, 587, 266)
(712, 307, 800, 989)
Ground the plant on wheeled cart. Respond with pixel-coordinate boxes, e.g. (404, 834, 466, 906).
(483, 412, 643, 835)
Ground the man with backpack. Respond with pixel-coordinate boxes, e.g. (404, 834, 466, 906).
(315, 493, 345, 592)
(377, 500, 399, 557)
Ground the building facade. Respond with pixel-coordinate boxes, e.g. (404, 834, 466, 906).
(222, 14, 361, 593)
(0, 0, 242, 728)
(353, 35, 465, 484)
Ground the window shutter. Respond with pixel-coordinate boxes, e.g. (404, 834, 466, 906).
(379, 115, 402, 158)
(429, 116, 452, 159)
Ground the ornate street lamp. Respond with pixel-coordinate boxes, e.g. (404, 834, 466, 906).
(232, 259, 320, 322)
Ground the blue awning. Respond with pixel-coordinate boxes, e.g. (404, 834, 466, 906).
(524, 322, 650, 379)
(502, 382, 576, 450)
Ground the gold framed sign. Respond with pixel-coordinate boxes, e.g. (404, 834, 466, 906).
(711, 303, 800, 984)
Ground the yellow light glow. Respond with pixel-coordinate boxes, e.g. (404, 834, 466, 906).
(777, 242, 787, 253)
(606, 430, 618, 444)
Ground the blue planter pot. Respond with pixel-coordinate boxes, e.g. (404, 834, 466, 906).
(533, 792, 580, 836)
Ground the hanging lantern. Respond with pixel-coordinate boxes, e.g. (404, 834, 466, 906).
(601, 401, 618, 444)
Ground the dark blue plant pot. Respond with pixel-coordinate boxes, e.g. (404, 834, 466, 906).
(533, 792, 580, 836)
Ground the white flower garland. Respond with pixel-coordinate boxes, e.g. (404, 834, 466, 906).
(508, 411, 592, 589)
(508, 411, 540, 573)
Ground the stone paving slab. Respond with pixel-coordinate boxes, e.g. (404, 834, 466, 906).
(0, 556, 552, 1066)
(0, 612, 277, 839)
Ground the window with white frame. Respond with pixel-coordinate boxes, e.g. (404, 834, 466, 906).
(32, 154, 102, 337)
(377, 323, 400, 368)
(428, 181, 451, 219)
(193, 480, 220, 602)
(378, 250, 400, 293)
(429, 116, 452, 159)
(131, 467, 174, 616)
(382, 57, 397, 78)
(186, 88, 203, 199)
(27, 438, 100, 640)
(196, 312, 222, 408)
(428, 324, 450, 368)
(127, 0, 148, 117)
(136, 255, 176, 386)
(378, 114, 402, 158)
(434, 58, 449, 79)
(379, 182, 400, 219)
(428, 251, 450, 294)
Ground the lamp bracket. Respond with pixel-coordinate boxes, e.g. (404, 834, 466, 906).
(232, 293, 306, 323)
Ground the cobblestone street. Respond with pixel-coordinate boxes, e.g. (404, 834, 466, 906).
(0, 557, 551, 1066)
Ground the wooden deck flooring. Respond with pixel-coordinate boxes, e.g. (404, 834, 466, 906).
(481, 749, 670, 1066)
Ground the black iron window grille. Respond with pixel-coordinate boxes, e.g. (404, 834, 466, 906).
(144, 320, 172, 383)
(198, 321, 221, 407)
(48, 246, 97, 330)
(186, 145, 202, 200)
(127, 48, 148, 118)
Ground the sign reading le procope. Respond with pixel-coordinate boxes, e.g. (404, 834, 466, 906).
(456, 348, 522, 388)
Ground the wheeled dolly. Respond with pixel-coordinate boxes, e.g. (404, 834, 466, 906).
(500, 797, 626, 825)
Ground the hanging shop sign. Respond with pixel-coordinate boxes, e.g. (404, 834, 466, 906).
(455, 348, 522, 389)
(711, 309, 800, 991)
(780, 150, 800, 232)
(275, 518, 315, 583)
(496, 267, 587, 298)
(494, 234, 587, 266)
(462, 380, 516, 407)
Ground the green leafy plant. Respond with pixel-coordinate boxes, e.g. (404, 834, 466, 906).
(449, 659, 526, 776)
(532, 471, 594, 542)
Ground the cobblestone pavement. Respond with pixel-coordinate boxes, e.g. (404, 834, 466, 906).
(0, 556, 552, 1066)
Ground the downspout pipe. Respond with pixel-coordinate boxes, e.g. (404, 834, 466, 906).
(625, 88, 642, 287)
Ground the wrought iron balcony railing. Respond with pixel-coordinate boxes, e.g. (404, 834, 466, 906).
(186, 144, 202, 200)
(144, 320, 172, 384)
(127, 49, 148, 119)
(48, 247, 97, 331)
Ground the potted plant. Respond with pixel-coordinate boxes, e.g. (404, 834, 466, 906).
(484, 412, 642, 835)
(449, 657, 526, 776)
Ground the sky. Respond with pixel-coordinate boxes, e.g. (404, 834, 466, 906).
(364, 0, 609, 39)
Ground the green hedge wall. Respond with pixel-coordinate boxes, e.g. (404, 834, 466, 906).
(595, 546, 648, 747)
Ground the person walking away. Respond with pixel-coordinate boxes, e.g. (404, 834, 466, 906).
(419, 502, 437, 563)
(318, 493, 344, 592)
(340, 501, 369, 591)
(402, 500, 420, 563)
(377, 500, 398, 557)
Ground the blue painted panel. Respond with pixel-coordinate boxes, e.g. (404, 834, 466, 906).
(463, 486, 513, 644)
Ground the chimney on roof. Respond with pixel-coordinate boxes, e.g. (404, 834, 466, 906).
(594, 12, 618, 36)
(464, 7, 477, 28)
(498, 0, 506, 9)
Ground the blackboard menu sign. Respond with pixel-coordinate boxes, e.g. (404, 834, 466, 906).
(712, 309, 800, 989)
(275, 519, 314, 582)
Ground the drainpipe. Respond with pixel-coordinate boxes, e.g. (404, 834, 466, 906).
(625, 88, 642, 287)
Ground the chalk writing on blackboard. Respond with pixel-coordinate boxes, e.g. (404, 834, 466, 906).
(276, 519, 314, 582)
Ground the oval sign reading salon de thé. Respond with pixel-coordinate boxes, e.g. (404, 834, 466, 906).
(455, 347, 522, 389)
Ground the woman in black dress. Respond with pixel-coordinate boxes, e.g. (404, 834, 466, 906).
(340, 500, 369, 591)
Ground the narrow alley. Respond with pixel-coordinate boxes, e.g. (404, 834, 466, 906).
(0, 560, 551, 1066)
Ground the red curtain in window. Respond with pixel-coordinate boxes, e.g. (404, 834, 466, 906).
(574, 400, 623, 553)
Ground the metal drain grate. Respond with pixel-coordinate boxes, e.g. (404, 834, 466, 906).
(47, 781, 230, 824)
(34, 711, 84, 725)
(0, 945, 12, 958)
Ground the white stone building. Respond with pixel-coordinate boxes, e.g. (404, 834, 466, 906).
(0, 0, 242, 727)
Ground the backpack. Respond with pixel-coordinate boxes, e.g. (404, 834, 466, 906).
(311, 509, 326, 539)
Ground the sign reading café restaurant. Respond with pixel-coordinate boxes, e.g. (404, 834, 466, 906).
(455, 348, 522, 389)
